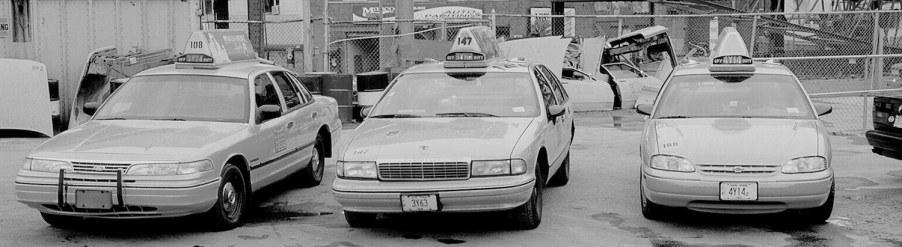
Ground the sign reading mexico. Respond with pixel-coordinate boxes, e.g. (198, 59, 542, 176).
(353, 5, 482, 21)
(178, 30, 257, 65)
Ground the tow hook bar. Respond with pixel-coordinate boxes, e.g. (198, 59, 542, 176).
(116, 170, 125, 208)
(57, 169, 65, 208)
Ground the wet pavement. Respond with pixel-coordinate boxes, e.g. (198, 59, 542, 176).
(0, 111, 900, 246)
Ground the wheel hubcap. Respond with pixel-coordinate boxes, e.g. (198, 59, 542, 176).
(312, 147, 322, 179)
(222, 182, 238, 214)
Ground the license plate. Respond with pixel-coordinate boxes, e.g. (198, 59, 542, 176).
(894, 115, 902, 128)
(720, 182, 758, 201)
(75, 190, 113, 209)
(400, 194, 438, 212)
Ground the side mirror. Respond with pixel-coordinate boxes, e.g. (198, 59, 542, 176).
(548, 105, 565, 118)
(814, 103, 833, 116)
(84, 102, 101, 116)
(636, 104, 653, 116)
(259, 105, 282, 121)
(360, 106, 373, 118)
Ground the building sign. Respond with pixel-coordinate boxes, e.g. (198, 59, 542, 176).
(529, 8, 575, 37)
(352, 5, 482, 21)
(0, 17, 9, 38)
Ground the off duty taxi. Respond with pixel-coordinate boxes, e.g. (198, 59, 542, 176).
(332, 26, 574, 229)
(15, 30, 342, 230)
(636, 27, 835, 222)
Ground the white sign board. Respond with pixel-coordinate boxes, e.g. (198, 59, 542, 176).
(529, 8, 575, 37)
(353, 5, 482, 21)
(0, 17, 9, 38)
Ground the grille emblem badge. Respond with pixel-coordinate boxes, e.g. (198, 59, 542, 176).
(731, 166, 745, 173)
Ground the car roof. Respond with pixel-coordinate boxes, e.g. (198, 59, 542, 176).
(135, 60, 286, 79)
(400, 58, 535, 74)
(672, 61, 796, 77)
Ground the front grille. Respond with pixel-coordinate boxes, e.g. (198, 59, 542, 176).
(378, 162, 470, 181)
(71, 162, 131, 174)
(697, 164, 780, 174)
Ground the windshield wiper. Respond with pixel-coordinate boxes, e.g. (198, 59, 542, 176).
(435, 112, 499, 117)
(151, 118, 187, 121)
(369, 114, 422, 118)
(96, 117, 128, 120)
(658, 116, 692, 119)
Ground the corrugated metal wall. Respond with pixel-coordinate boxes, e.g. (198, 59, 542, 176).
(1, 0, 199, 125)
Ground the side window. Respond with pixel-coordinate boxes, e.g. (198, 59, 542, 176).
(288, 72, 315, 103)
(540, 66, 567, 104)
(604, 63, 644, 79)
(271, 71, 304, 108)
(533, 68, 556, 108)
(254, 74, 282, 124)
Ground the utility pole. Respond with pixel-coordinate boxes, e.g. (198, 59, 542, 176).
(396, 0, 414, 67)
(301, 0, 313, 73)
(248, 0, 265, 55)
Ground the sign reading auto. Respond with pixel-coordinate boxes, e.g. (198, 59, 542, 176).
(352, 5, 482, 21)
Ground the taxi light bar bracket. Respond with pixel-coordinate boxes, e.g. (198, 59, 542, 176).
(57, 169, 65, 208)
(116, 170, 125, 208)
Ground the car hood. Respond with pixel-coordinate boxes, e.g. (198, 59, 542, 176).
(30, 120, 246, 161)
(652, 118, 820, 165)
(341, 118, 534, 161)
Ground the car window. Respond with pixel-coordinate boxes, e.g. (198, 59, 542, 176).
(270, 71, 303, 109)
(573, 70, 589, 81)
(603, 63, 644, 79)
(654, 74, 815, 119)
(533, 68, 557, 107)
(541, 65, 568, 103)
(369, 72, 539, 117)
(254, 74, 282, 124)
(288, 73, 315, 103)
(93, 75, 248, 123)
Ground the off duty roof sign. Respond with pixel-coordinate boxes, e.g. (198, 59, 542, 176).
(178, 30, 257, 65)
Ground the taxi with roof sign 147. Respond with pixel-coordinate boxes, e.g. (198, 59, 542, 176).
(14, 30, 342, 230)
(331, 26, 574, 230)
(635, 27, 835, 222)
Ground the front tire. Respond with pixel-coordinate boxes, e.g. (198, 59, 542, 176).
(344, 211, 377, 228)
(299, 136, 326, 187)
(205, 164, 248, 231)
(510, 165, 544, 230)
(40, 213, 78, 228)
(640, 174, 665, 220)
(798, 182, 834, 224)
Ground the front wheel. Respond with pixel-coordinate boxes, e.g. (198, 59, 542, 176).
(344, 211, 377, 228)
(510, 165, 544, 229)
(205, 164, 248, 231)
(640, 174, 666, 220)
(40, 213, 79, 228)
(299, 136, 326, 187)
(798, 182, 834, 224)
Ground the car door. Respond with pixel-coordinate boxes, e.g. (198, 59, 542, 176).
(246, 72, 294, 189)
(540, 65, 573, 171)
(601, 62, 658, 107)
(269, 70, 319, 175)
(532, 66, 562, 181)
(561, 68, 616, 111)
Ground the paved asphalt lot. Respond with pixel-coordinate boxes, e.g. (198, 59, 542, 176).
(0, 110, 900, 247)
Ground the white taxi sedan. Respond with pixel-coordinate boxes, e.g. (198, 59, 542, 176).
(636, 28, 835, 222)
(332, 27, 574, 230)
(14, 30, 341, 230)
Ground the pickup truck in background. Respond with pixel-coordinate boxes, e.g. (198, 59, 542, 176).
(866, 95, 902, 160)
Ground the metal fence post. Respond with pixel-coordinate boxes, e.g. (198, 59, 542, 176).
(322, 0, 330, 72)
(865, 12, 880, 132)
(750, 15, 758, 55)
(490, 9, 497, 35)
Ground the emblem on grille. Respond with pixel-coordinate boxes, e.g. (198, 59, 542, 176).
(731, 166, 745, 173)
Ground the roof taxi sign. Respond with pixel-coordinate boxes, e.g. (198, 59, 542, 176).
(445, 26, 501, 68)
(709, 27, 754, 72)
(177, 30, 257, 67)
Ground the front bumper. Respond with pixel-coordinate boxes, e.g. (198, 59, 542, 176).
(332, 177, 535, 213)
(15, 170, 220, 219)
(866, 130, 902, 153)
(642, 170, 833, 214)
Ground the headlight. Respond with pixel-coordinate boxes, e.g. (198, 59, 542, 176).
(781, 156, 827, 174)
(24, 158, 72, 172)
(337, 161, 377, 179)
(472, 159, 528, 177)
(127, 160, 214, 176)
(649, 155, 695, 172)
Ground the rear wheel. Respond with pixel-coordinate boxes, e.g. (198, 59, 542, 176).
(205, 164, 248, 231)
(299, 136, 326, 187)
(510, 164, 544, 230)
(344, 211, 377, 228)
(547, 152, 570, 187)
(640, 174, 666, 220)
(40, 213, 78, 228)
(798, 182, 834, 224)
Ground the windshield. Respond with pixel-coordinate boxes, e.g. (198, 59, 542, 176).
(369, 72, 539, 118)
(93, 75, 249, 122)
(654, 74, 814, 119)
